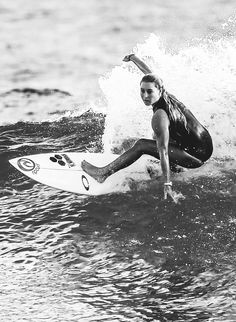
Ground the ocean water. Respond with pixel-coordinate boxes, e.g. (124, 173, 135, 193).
(0, 1, 236, 321)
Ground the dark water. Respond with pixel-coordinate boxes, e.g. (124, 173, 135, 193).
(1, 107, 236, 321)
(1, 0, 236, 321)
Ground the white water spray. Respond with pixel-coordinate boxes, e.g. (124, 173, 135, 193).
(99, 27, 236, 160)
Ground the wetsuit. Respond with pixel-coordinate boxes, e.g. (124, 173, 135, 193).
(152, 94, 213, 162)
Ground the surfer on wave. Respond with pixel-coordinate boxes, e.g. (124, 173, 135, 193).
(82, 54, 213, 202)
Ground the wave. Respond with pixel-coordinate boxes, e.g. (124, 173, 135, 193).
(0, 87, 72, 97)
(1, 20, 236, 190)
(1, 111, 235, 199)
(100, 32, 236, 160)
(0, 87, 90, 125)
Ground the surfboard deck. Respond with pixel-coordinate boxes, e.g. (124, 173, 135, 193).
(9, 152, 160, 195)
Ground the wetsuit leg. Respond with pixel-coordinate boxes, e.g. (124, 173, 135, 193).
(182, 130, 213, 163)
(81, 138, 204, 183)
(182, 109, 213, 163)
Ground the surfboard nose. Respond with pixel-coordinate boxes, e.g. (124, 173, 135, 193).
(9, 158, 17, 168)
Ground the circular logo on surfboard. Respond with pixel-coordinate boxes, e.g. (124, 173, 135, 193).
(81, 175, 89, 191)
(17, 158, 36, 172)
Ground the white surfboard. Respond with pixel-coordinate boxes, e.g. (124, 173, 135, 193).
(9, 152, 160, 195)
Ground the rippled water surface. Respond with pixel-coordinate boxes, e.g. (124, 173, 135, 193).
(0, 1, 236, 321)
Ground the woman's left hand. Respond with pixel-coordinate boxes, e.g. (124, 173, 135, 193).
(123, 54, 135, 62)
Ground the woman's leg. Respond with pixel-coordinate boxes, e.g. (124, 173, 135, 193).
(81, 139, 204, 183)
(191, 132, 213, 163)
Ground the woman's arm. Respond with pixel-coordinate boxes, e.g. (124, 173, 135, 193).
(151, 109, 171, 184)
(151, 109, 180, 202)
(123, 54, 152, 74)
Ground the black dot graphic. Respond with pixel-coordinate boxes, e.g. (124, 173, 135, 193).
(58, 160, 65, 166)
(55, 154, 62, 159)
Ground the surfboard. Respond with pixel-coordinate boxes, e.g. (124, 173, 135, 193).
(9, 152, 159, 195)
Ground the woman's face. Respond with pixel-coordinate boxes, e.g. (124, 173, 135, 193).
(140, 81, 161, 106)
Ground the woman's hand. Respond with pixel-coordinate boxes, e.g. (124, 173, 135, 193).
(164, 185, 175, 201)
(123, 54, 135, 62)
(164, 184, 185, 204)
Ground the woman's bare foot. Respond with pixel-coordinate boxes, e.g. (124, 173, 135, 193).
(81, 160, 107, 183)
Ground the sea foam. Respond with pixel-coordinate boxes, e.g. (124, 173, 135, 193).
(100, 26, 236, 160)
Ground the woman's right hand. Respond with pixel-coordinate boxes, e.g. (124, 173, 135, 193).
(123, 54, 135, 62)
(164, 185, 175, 201)
(164, 185, 185, 204)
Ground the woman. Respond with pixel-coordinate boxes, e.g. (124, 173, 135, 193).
(81, 54, 213, 201)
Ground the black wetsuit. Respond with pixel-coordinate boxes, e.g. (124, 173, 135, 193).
(152, 94, 213, 162)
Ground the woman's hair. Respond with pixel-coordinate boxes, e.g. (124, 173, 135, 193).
(141, 73, 188, 131)
(141, 73, 164, 91)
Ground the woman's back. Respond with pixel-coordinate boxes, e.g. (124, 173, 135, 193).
(153, 94, 212, 157)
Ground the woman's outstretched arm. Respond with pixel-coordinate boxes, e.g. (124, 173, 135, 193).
(123, 54, 152, 74)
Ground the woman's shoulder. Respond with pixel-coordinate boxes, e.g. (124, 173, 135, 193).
(152, 97, 167, 113)
(152, 108, 170, 130)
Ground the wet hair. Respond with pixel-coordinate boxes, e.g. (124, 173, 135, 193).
(141, 73, 188, 131)
(141, 73, 164, 91)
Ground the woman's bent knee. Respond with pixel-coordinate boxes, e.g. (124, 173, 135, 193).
(133, 139, 157, 156)
(199, 133, 213, 162)
(200, 141, 213, 162)
(133, 139, 149, 151)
